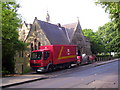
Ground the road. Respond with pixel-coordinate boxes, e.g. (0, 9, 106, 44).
(8, 60, 119, 88)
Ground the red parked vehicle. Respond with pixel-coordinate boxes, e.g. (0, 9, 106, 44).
(77, 56, 82, 65)
(30, 45, 80, 73)
(88, 55, 96, 63)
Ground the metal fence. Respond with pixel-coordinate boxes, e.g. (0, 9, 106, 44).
(95, 56, 114, 61)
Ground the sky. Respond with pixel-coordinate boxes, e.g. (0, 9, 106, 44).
(17, 0, 111, 31)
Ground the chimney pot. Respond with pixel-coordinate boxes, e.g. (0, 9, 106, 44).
(58, 23, 61, 27)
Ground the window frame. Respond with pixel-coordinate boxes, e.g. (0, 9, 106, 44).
(43, 51, 50, 60)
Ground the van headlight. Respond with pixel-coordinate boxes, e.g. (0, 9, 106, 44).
(40, 67, 44, 70)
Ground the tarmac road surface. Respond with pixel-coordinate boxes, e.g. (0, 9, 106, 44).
(7, 60, 119, 88)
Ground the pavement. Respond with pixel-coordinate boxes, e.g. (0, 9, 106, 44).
(1, 58, 119, 88)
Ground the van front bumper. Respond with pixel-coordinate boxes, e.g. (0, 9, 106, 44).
(36, 67, 47, 72)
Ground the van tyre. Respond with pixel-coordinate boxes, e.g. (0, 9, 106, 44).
(68, 65, 71, 69)
(66, 64, 71, 69)
(77, 61, 81, 66)
(77, 62, 81, 66)
(48, 65, 53, 72)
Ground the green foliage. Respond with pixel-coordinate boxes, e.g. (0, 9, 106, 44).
(2, 1, 26, 74)
(83, 29, 104, 54)
(23, 68, 32, 74)
(114, 53, 120, 58)
(97, 22, 120, 53)
(2, 67, 11, 75)
(96, 1, 120, 20)
(96, 1, 120, 53)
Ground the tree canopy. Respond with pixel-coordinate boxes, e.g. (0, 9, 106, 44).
(97, 22, 120, 53)
(83, 29, 104, 54)
(2, 1, 26, 74)
(96, 1, 120, 53)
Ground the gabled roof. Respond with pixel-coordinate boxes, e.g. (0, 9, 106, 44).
(38, 20, 70, 45)
(23, 24, 32, 42)
(23, 21, 28, 27)
(62, 22, 77, 30)
(64, 28, 74, 42)
(62, 22, 78, 42)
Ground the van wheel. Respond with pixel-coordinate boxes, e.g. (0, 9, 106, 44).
(48, 65, 53, 72)
(77, 62, 81, 66)
(66, 64, 71, 69)
(77, 61, 81, 66)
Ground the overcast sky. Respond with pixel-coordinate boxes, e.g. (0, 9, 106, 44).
(17, 0, 111, 31)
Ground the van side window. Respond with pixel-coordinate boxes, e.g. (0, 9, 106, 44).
(44, 52, 50, 60)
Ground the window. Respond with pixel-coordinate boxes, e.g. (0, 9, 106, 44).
(34, 44, 37, 50)
(44, 52, 50, 60)
(38, 42, 41, 49)
(31, 43, 33, 51)
(34, 39, 37, 42)
(31, 52, 42, 60)
(19, 51, 24, 57)
(23, 30, 25, 34)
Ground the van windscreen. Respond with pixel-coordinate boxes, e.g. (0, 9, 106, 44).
(31, 52, 42, 60)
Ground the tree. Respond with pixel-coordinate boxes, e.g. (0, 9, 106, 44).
(83, 29, 104, 54)
(96, 1, 120, 53)
(2, 1, 26, 74)
(97, 22, 119, 54)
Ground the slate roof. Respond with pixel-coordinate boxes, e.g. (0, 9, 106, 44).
(38, 20, 70, 45)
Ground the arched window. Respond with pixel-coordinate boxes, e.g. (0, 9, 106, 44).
(34, 39, 37, 42)
(35, 44, 37, 50)
(31, 43, 33, 51)
(38, 42, 41, 49)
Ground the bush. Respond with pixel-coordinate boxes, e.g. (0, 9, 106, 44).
(114, 53, 120, 58)
(23, 68, 32, 74)
(2, 67, 11, 75)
